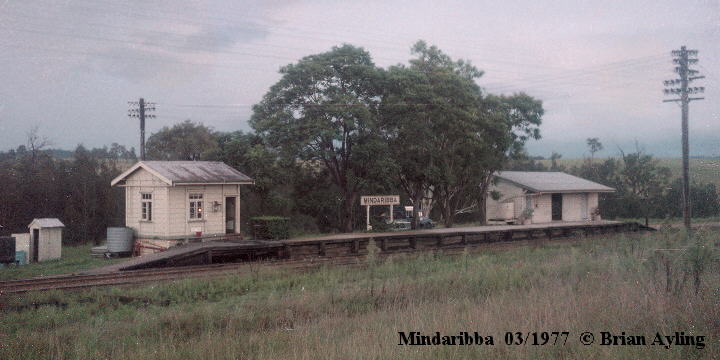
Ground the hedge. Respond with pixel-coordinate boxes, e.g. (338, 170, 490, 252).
(250, 216, 290, 240)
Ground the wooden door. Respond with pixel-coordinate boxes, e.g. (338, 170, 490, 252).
(32, 229, 39, 262)
(225, 197, 237, 234)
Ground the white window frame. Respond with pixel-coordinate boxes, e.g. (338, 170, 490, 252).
(141, 193, 152, 221)
(188, 193, 204, 220)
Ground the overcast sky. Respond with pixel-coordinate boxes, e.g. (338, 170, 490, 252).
(0, 0, 718, 157)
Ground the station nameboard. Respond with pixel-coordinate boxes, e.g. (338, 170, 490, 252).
(360, 195, 400, 206)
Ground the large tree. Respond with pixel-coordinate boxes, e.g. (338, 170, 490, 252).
(251, 44, 389, 232)
(472, 93, 543, 225)
(382, 41, 543, 227)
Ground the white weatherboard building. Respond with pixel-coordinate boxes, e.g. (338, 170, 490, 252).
(486, 171, 615, 224)
(111, 161, 253, 255)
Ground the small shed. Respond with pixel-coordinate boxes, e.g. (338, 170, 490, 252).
(27, 218, 64, 262)
(486, 172, 615, 224)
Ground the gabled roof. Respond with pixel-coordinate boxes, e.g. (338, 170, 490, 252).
(111, 161, 253, 186)
(28, 218, 65, 228)
(495, 171, 615, 193)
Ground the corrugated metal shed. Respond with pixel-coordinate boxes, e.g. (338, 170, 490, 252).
(495, 171, 615, 193)
(27, 218, 65, 228)
(111, 161, 253, 186)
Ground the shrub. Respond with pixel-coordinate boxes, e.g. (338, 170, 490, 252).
(250, 216, 290, 240)
(369, 217, 391, 232)
(521, 207, 534, 220)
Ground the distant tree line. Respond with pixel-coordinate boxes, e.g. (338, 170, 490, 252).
(507, 139, 720, 220)
(0, 128, 134, 244)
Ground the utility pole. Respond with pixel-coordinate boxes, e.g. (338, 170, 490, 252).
(663, 46, 704, 232)
(128, 98, 156, 161)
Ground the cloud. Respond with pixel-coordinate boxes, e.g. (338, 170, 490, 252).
(0, 0, 717, 156)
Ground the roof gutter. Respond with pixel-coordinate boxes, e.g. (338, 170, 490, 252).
(172, 181, 255, 186)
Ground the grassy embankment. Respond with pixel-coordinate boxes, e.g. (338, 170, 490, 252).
(0, 229, 717, 359)
(0, 244, 126, 281)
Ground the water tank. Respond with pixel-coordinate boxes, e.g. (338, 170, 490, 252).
(15, 250, 27, 265)
(106, 227, 134, 254)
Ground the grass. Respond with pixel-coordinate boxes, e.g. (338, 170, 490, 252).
(0, 244, 126, 281)
(656, 158, 720, 190)
(0, 229, 718, 359)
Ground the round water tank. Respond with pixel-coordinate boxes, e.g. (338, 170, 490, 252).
(106, 227, 134, 253)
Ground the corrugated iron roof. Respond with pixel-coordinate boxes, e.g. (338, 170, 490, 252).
(111, 161, 253, 186)
(28, 218, 65, 228)
(495, 171, 615, 193)
(141, 161, 253, 184)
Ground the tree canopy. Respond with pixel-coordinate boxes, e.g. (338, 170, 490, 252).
(249, 41, 545, 230)
(250, 44, 391, 232)
(145, 120, 218, 161)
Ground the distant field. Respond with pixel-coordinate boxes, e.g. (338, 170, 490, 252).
(1, 230, 717, 359)
(539, 157, 720, 190)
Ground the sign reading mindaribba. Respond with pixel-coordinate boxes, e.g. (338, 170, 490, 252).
(361, 195, 400, 206)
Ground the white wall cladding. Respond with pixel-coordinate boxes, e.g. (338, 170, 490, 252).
(533, 194, 552, 223)
(124, 168, 169, 238)
(486, 179, 526, 220)
(561, 193, 593, 221)
(486, 179, 601, 224)
(123, 167, 242, 239)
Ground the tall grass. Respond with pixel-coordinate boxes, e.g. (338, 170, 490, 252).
(0, 230, 717, 359)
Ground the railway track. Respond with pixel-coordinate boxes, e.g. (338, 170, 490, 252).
(0, 223, 653, 294)
(0, 245, 520, 294)
(0, 256, 365, 294)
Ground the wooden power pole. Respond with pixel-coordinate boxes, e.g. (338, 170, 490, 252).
(663, 46, 704, 232)
(128, 98, 156, 161)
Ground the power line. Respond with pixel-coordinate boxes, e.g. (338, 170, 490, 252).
(8, 2, 676, 85)
(0, 22, 533, 80)
(484, 55, 667, 93)
(8, 1, 586, 75)
(0, 42, 275, 72)
(484, 60, 668, 96)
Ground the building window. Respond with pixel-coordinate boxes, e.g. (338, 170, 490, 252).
(189, 193, 203, 220)
(141, 193, 152, 221)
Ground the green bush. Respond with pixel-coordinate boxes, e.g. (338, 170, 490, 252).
(250, 216, 290, 240)
(370, 216, 391, 232)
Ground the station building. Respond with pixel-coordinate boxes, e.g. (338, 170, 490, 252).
(485, 171, 615, 224)
(111, 161, 253, 255)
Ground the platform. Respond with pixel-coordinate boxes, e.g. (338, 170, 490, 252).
(84, 220, 650, 274)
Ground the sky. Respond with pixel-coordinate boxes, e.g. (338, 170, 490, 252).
(0, 0, 718, 158)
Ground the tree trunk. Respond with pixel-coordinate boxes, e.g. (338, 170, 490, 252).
(477, 195, 487, 225)
(412, 190, 423, 230)
(341, 191, 358, 233)
(441, 196, 454, 228)
(476, 177, 491, 225)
